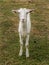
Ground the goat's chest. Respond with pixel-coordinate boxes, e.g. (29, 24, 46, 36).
(22, 21, 27, 32)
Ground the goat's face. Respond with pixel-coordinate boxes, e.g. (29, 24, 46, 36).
(19, 8, 28, 22)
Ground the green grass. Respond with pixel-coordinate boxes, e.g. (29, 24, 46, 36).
(0, 0, 49, 65)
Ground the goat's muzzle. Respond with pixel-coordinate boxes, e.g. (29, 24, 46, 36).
(22, 19, 25, 23)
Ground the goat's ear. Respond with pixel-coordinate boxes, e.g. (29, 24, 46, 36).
(29, 9, 35, 13)
(12, 10, 18, 13)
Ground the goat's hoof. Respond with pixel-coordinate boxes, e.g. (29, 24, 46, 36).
(19, 53, 22, 56)
(26, 55, 29, 58)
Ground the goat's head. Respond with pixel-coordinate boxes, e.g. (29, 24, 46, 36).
(12, 8, 34, 22)
(19, 8, 28, 22)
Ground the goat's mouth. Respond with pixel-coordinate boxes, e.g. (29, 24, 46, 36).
(22, 19, 25, 23)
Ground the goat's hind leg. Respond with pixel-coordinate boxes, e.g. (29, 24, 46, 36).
(19, 33, 23, 56)
(25, 34, 29, 57)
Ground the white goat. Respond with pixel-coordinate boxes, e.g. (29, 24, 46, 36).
(12, 8, 34, 57)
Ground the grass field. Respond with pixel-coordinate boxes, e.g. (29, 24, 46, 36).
(0, 0, 49, 65)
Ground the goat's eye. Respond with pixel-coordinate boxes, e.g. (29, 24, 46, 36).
(14, 11, 16, 13)
(26, 12, 28, 14)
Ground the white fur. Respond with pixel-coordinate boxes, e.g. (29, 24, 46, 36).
(12, 8, 32, 57)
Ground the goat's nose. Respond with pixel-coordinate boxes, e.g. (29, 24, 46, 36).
(23, 19, 24, 20)
(22, 19, 25, 22)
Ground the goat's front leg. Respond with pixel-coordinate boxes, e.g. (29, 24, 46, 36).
(25, 34, 29, 57)
(19, 33, 23, 56)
